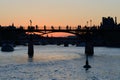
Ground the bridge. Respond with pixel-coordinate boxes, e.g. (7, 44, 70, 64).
(26, 27, 95, 58)
(25, 27, 96, 35)
(2, 25, 118, 70)
(2, 25, 119, 58)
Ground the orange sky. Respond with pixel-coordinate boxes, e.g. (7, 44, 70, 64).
(0, 0, 120, 37)
(0, 0, 120, 27)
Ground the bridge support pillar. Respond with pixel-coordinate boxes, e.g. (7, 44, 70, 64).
(64, 43, 69, 47)
(85, 41, 94, 56)
(28, 34, 34, 58)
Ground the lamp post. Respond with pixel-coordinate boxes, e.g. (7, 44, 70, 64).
(90, 19, 92, 27)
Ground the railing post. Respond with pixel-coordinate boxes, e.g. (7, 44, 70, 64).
(28, 34, 34, 58)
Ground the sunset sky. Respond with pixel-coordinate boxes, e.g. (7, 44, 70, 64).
(0, 0, 120, 27)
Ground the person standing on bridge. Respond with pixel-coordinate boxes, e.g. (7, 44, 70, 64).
(66, 25, 69, 30)
(51, 26, 54, 30)
(44, 25, 46, 31)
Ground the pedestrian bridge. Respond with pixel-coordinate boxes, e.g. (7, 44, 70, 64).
(25, 27, 95, 58)
(25, 27, 96, 36)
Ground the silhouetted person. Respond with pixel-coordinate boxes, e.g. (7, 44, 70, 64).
(44, 25, 46, 31)
(36, 25, 38, 30)
(77, 25, 81, 30)
(66, 25, 69, 30)
(58, 26, 61, 30)
(51, 26, 54, 30)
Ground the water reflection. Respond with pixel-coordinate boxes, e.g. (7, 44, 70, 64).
(0, 45, 82, 64)
(28, 58, 34, 62)
(34, 53, 81, 62)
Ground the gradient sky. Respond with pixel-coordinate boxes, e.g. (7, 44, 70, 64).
(0, 0, 120, 27)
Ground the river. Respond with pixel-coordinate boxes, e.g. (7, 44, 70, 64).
(0, 45, 120, 80)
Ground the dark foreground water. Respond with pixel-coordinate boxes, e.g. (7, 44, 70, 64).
(0, 45, 120, 80)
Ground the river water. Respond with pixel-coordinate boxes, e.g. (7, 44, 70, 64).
(0, 45, 120, 80)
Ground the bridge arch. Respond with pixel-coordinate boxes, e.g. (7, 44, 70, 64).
(40, 31, 81, 37)
(26, 28, 94, 58)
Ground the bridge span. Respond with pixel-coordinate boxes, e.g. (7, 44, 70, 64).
(26, 28, 95, 58)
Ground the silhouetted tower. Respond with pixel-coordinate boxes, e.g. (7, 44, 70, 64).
(115, 17, 117, 25)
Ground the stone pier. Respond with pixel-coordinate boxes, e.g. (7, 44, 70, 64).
(85, 41, 94, 56)
(28, 34, 34, 58)
(85, 32, 94, 56)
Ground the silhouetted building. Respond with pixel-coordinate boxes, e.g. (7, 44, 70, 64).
(100, 16, 117, 29)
